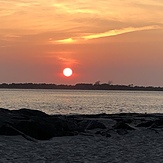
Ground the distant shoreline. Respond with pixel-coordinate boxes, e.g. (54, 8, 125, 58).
(0, 83, 163, 91)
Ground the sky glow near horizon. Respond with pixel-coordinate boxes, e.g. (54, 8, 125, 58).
(0, 0, 163, 86)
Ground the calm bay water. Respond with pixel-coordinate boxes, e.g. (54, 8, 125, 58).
(0, 89, 163, 114)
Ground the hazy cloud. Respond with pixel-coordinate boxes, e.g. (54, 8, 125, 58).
(48, 25, 161, 44)
(53, 38, 77, 44)
(82, 25, 161, 40)
(1, 0, 163, 39)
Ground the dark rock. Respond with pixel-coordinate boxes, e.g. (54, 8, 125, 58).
(0, 108, 79, 140)
(153, 119, 163, 128)
(1, 108, 163, 140)
(78, 120, 92, 131)
(14, 120, 56, 140)
(113, 117, 133, 124)
(114, 121, 136, 130)
(0, 124, 19, 135)
(117, 129, 128, 135)
(12, 108, 48, 117)
(95, 130, 111, 137)
(86, 120, 106, 130)
(136, 121, 154, 127)
(137, 119, 163, 128)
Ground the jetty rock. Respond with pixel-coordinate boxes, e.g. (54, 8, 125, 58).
(1, 108, 163, 140)
(0, 108, 78, 140)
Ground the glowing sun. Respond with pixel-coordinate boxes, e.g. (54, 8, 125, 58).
(63, 68, 73, 77)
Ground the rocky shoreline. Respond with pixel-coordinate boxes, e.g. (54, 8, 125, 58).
(1, 108, 163, 141)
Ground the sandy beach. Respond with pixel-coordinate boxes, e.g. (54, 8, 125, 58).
(1, 108, 163, 162)
(1, 129, 163, 163)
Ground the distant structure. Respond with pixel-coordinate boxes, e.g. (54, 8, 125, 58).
(108, 81, 113, 85)
(94, 81, 100, 85)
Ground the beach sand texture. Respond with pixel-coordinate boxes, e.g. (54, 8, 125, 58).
(0, 108, 163, 162)
(0, 130, 163, 163)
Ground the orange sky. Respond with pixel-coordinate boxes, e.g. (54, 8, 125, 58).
(0, 0, 163, 86)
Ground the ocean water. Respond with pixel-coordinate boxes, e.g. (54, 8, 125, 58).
(0, 89, 163, 115)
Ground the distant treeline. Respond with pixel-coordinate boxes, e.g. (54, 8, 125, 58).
(0, 83, 163, 91)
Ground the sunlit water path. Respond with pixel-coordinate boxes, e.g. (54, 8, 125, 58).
(0, 89, 163, 114)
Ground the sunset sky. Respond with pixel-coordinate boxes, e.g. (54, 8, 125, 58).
(1, 0, 163, 86)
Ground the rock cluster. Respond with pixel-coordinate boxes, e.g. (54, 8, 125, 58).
(0, 108, 163, 141)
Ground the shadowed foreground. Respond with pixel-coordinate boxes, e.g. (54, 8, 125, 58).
(0, 108, 163, 162)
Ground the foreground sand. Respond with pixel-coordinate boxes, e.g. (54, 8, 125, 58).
(1, 129, 163, 162)
(1, 108, 163, 162)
